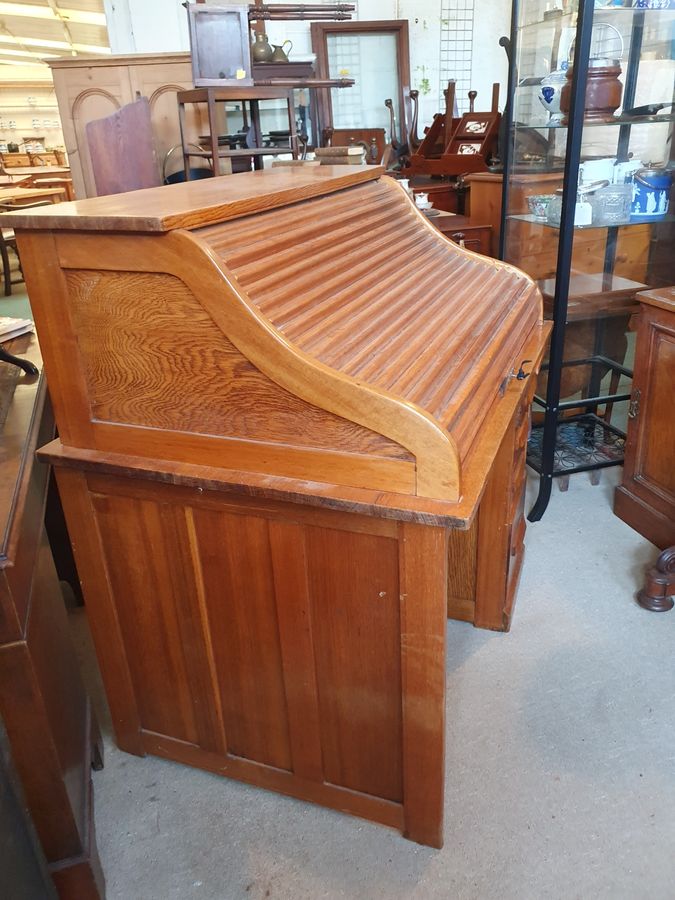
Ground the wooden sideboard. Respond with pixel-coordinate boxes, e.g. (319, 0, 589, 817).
(8, 166, 549, 849)
(49, 52, 206, 199)
(466, 171, 650, 283)
(0, 334, 104, 897)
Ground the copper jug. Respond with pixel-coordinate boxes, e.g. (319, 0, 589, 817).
(270, 40, 293, 63)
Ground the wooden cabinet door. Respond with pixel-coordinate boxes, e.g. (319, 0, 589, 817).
(55, 66, 132, 198)
(129, 62, 207, 184)
(620, 304, 675, 547)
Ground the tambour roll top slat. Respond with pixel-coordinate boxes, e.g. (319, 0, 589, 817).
(5, 166, 543, 509)
(197, 177, 541, 462)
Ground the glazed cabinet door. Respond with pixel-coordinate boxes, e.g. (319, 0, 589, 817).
(619, 305, 675, 548)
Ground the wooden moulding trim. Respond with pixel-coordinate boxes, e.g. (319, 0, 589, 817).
(7, 168, 385, 233)
(91, 423, 416, 495)
(48, 52, 192, 69)
(87, 473, 400, 538)
(141, 730, 405, 832)
(55, 230, 462, 502)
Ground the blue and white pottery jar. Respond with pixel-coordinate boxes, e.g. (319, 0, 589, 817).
(538, 63, 568, 125)
(632, 1, 674, 9)
(631, 167, 672, 221)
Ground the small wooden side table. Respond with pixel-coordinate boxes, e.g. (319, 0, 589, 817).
(177, 86, 298, 177)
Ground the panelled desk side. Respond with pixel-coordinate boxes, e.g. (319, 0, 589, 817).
(8, 167, 549, 848)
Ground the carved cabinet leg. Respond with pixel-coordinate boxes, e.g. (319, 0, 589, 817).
(637, 546, 675, 612)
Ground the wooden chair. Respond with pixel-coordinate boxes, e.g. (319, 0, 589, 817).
(85, 97, 160, 196)
(0, 200, 52, 294)
(0, 222, 20, 296)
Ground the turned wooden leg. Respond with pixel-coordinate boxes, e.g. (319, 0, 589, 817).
(637, 546, 675, 612)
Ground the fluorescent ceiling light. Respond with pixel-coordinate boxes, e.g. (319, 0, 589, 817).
(0, 57, 48, 66)
(0, 3, 106, 26)
(0, 35, 110, 54)
(0, 46, 59, 58)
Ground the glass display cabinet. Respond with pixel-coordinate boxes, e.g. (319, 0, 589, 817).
(499, 0, 675, 520)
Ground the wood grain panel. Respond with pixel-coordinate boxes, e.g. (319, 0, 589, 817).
(474, 397, 524, 632)
(53, 468, 144, 755)
(65, 268, 411, 462)
(268, 521, 324, 782)
(399, 522, 447, 848)
(640, 331, 675, 494)
(141, 731, 404, 831)
(92, 493, 202, 744)
(305, 527, 403, 802)
(191, 509, 293, 770)
(447, 519, 477, 622)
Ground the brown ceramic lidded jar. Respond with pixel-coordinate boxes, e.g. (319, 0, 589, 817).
(560, 59, 623, 124)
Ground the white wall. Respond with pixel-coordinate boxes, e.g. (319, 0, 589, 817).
(103, 0, 513, 132)
(104, 0, 189, 54)
(471, 1, 512, 113)
(0, 67, 65, 152)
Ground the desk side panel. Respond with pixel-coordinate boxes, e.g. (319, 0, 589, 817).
(54, 468, 447, 844)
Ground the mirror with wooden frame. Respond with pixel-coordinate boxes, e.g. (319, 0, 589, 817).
(310, 20, 410, 149)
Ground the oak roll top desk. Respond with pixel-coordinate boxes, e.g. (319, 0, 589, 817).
(6, 166, 549, 848)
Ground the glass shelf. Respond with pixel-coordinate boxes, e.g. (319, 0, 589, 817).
(518, 4, 675, 33)
(500, 0, 675, 519)
(508, 212, 675, 229)
(512, 113, 675, 128)
(527, 413, 626, 476)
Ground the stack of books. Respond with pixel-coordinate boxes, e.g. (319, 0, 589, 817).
(0, 317, 34, 343)
(314, 146, 365, 166)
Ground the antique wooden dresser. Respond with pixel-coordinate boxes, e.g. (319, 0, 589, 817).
(614, 286, 675, 612)
(0, 334, 104, 898)
(6, 167, 549, 848)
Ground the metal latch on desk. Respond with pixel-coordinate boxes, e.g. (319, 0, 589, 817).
(499, 359, 532, 395)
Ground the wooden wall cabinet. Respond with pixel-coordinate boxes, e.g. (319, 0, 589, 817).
(614, 287, 675, 550)
(49, 52, 205, 198)
(8, 167, 549, 849)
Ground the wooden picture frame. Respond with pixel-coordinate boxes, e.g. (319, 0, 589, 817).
(186, 3, 253, 87)
(310, 20, 410, 146)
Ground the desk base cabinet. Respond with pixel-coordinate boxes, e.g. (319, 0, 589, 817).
(55, 466, 448, 848)
(49, 384, 532, 849)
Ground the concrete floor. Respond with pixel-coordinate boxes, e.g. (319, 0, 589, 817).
(70, 468, 675, 900)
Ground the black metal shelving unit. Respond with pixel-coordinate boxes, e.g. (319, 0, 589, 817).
(499, 0, 675, 520)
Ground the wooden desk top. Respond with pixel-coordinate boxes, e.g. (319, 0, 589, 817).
(5, 166, 70, 177)
(637, 285, 675, 314)
(178, 87, 293, 102)
(0, 333, 42, 565)
(4, 165, 383, 233)
(0, 176, 31, 188)
(0, 186, 65, 205)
